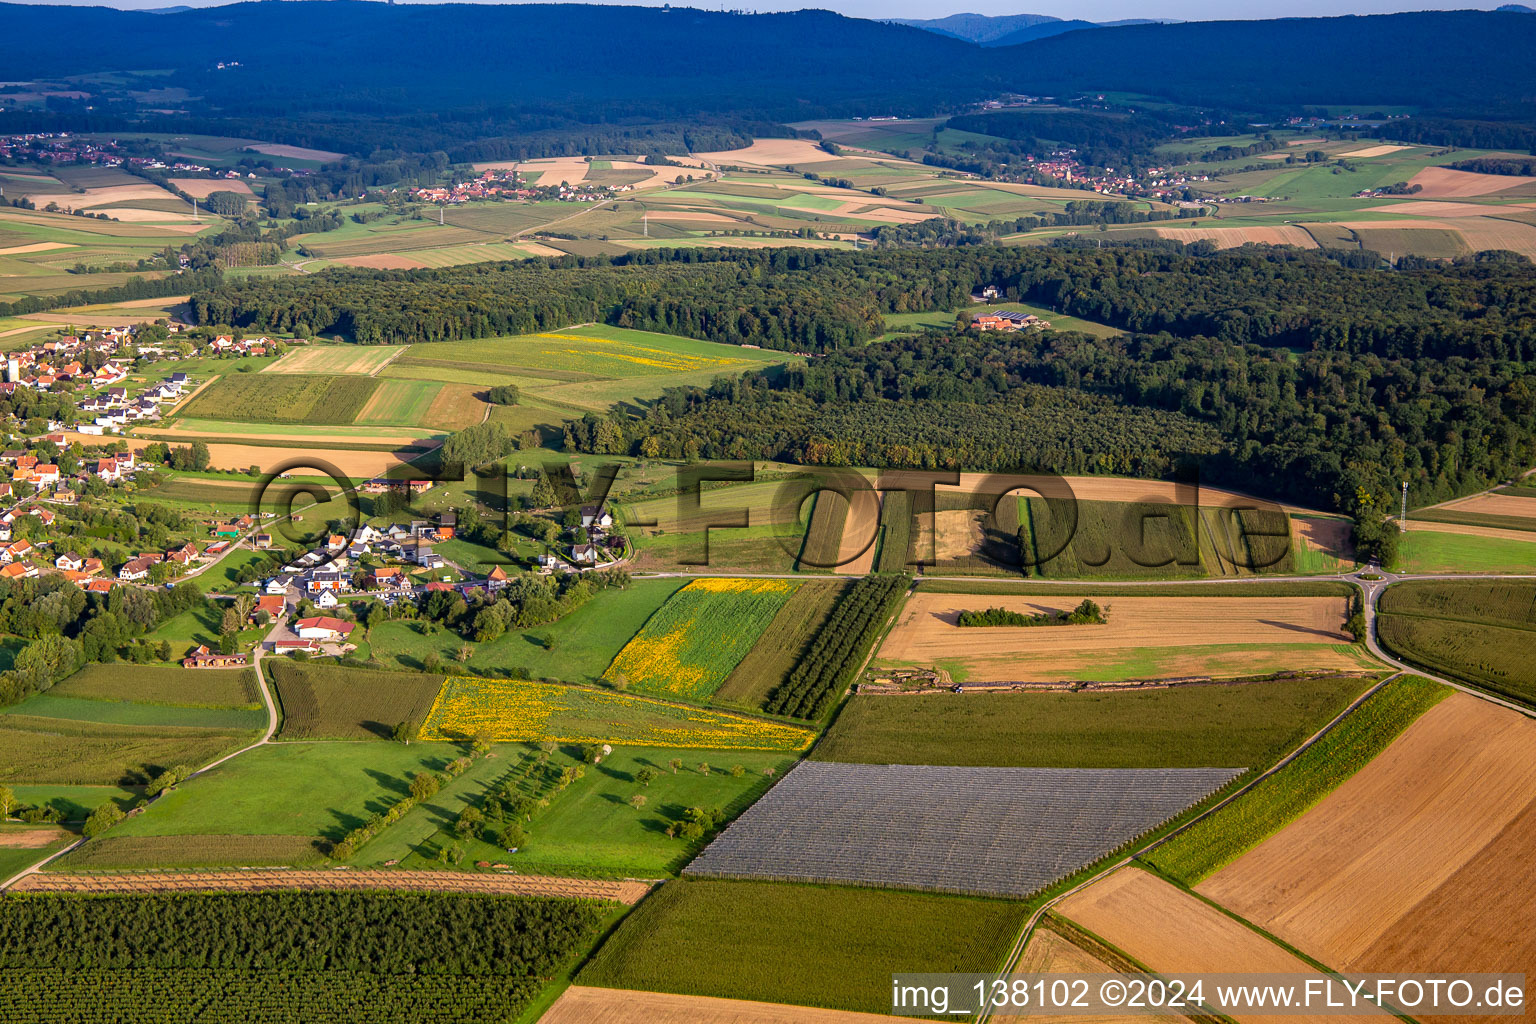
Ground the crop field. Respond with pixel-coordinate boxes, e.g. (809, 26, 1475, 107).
(390, 744, 793, 877)
(813, 675, 1375, 769)
(1054, 868, 1375, 1001)
(0, 891, 606, 1024)
(1396, 524, 1536, 572)
(0, 713, 256, 787)
(684, 761, 1241, 898)
(268, 662, 446, 741)
(796, 489, 847, 569)
(5, 693, 265, 732)
(420, 676, 815, 750)
(601, 578, 799, 700)
(263, 345, 403, 375)
(543, 988, 907, 1024)
(877, 592, 1363, 684)
(1377, 580, 1536, 705)
(50, 664, 260, 708)
(1196, 693, 1536, 989)
(179, 373, 380, 425)
(1017, 498, 1206, 580)
(714, 580, 848, 708)
(578, 878, 1025, 1014)
(97, 741, 484, 862)
(352, 378, 445, 426)
(1143, 675, 1447, 884)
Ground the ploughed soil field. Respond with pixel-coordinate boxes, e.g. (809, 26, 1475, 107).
(878, 593, 1357, 682)
(1196, 693, 1536, 1020)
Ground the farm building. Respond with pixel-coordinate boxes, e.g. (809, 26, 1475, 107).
(183, 645, 249, 669)
(294, 616, 355, 641)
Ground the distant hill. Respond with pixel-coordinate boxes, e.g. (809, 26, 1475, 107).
(891, 11, 1176, 47)
(0, 4, 1533, 139)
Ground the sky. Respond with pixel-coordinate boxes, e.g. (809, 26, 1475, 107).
(6, 0, 1521, 25)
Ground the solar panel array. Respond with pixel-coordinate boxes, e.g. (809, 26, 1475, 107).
(684, 761, 1243, 898)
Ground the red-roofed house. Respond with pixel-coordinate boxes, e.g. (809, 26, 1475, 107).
(294, 616, 355, 641)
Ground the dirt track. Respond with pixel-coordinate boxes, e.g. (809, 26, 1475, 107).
(542, 987, 907, 1024)
(13, 869, 652, 903)
(1198, 694, 1536, 984)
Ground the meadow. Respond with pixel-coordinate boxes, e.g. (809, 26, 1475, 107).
(267, 662, 446, 741)
(1377, 580, 1536, 706)
(383, 744, 793, 877)
(363, 578, 685, 683)
(1394, 527, 1536, 573)
(0, 709, 256, 787)
(420, 676, 814, 751)
(601, 578, 799, 701)
(49, 664, 260, 708)
(813, 675, 1376, 769)
(578, 879, 1026, 1014)
(1141, 674, 1447, 884)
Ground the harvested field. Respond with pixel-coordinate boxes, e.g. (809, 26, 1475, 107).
(1445, 215, 1536, 256)
(13, 869, 650, 902)
(1406, 518, 1536, 545)
(836, 486, 881, 575)
(696, 139, 861, 167)
(168, 178, 255, 198)
(931, 472, 1324, 516)
(684, 761, 1241, 897)
(421, 382, 488, 430)
(1439, 491, 1536, 519)
(995, 921, 1186, 1024)
(1057, 868, 1391, 1022)
(1372, 199, 1536, 218)
(1408, 165, 1536, 197)
(0, 242, 75, 256)
(0, 826, 70, 849)
(201, 443, 431, 478)
(70, 184, 180, 209)
(1292, 515, 1355, 572)
(879, 593, 1354, 683)
(244, 143, 346, 162)
(1198, 693, 1536, 984)
(335, 253, 430, 269)
(1338, 145, 1410, 158)
(1151, 225, 1317, 248)
(263, 346, 404, 376)
(543, 988, 907, 1024)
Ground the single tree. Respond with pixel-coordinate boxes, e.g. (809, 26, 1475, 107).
(636, 767, 657, 788)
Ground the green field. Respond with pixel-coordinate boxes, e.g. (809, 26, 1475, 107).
(5, 693, 265, 731)
(268, 662, 446, 741)
(714, 580, 848, 708)
(353, 377, 441, 426)
(1394, 529, 1536, 573)
(179, 373, 380, 425)
(579, 879, 1025, 1014)
(1141, 675, 1448, 884)
(0, 713, 256, 787)
(601, 578, 800, 701)
(364, 578, 685, 684)
(382, 744, 792, 876)
(10, 784, 141, 821)
(1377, 580, 1536, 706)
(814, 675, 1376, 769)
(95, 741, 477, 862)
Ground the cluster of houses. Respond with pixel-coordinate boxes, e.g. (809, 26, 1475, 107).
(410, 169, 536, 204)
(536, 503, 619, 571)
(260, 516, 459, 608)
(970, 310, 1049, 333)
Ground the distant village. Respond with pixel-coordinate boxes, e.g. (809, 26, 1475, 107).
(408, 168, 634, 205)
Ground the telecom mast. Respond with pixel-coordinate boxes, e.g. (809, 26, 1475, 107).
(1400, 481, 1408, 533)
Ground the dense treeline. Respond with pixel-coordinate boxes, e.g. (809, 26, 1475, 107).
(957, 599, 1106, 627)
(0, 891, 603, 979)
(0, 267, 221, 320)
(1446, 156, 1536, 176)
(765, 575, 907, 719)
(1390, 118, 1536, 152)
(942, 109, 1184, 175)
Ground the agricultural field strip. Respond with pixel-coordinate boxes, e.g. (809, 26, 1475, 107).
(543, 987, 909, 1024)
(684, 761, 1241, 898)
(11, 870, 651, 903)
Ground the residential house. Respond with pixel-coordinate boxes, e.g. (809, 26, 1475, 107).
(486, 565, 509, 590)
(85, 578, 114, 594)
(265, 575, 295, 595)
(167, 541, 199, 565)
(313, 590, 339, 609)
(2, 540, 33, 564)
(82, 557, 103, 575)
(307, 570, 346, 593)
(118, 553, 163, 581)
(273, 638, 318, 654)
(183, 644, 248, 669)
(1, 562, 38, 580)
(571, 543, 600, 565)
(580, 504, 613, 530)
(54, 551, 84, 571)
(255, 594, 286, 621)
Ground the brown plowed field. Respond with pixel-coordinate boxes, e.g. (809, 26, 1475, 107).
(924, 473, 1320, 516)
(1292, 516, 1354, 565)
(170, 178, 256, 198)
(542, 987, 907, 1024)
(879, 594, 1353, 682)
(1057, 868, 1392, 1023)
(336, 254, 430, 269)
(1406, 520, 1536, 544)
(1198, 694, 1536, 996)
(1407, 166, 1536, 197)
(15, 869, 651, 903)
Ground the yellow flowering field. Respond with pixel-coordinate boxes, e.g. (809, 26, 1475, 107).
(602, 578, 799, 701)
(420, 675, 814, 751)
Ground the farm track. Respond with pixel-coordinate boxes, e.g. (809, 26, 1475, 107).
(7, 869, 653, 903)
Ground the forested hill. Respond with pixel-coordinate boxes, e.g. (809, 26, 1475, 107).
(3, 3, 1535, 133)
